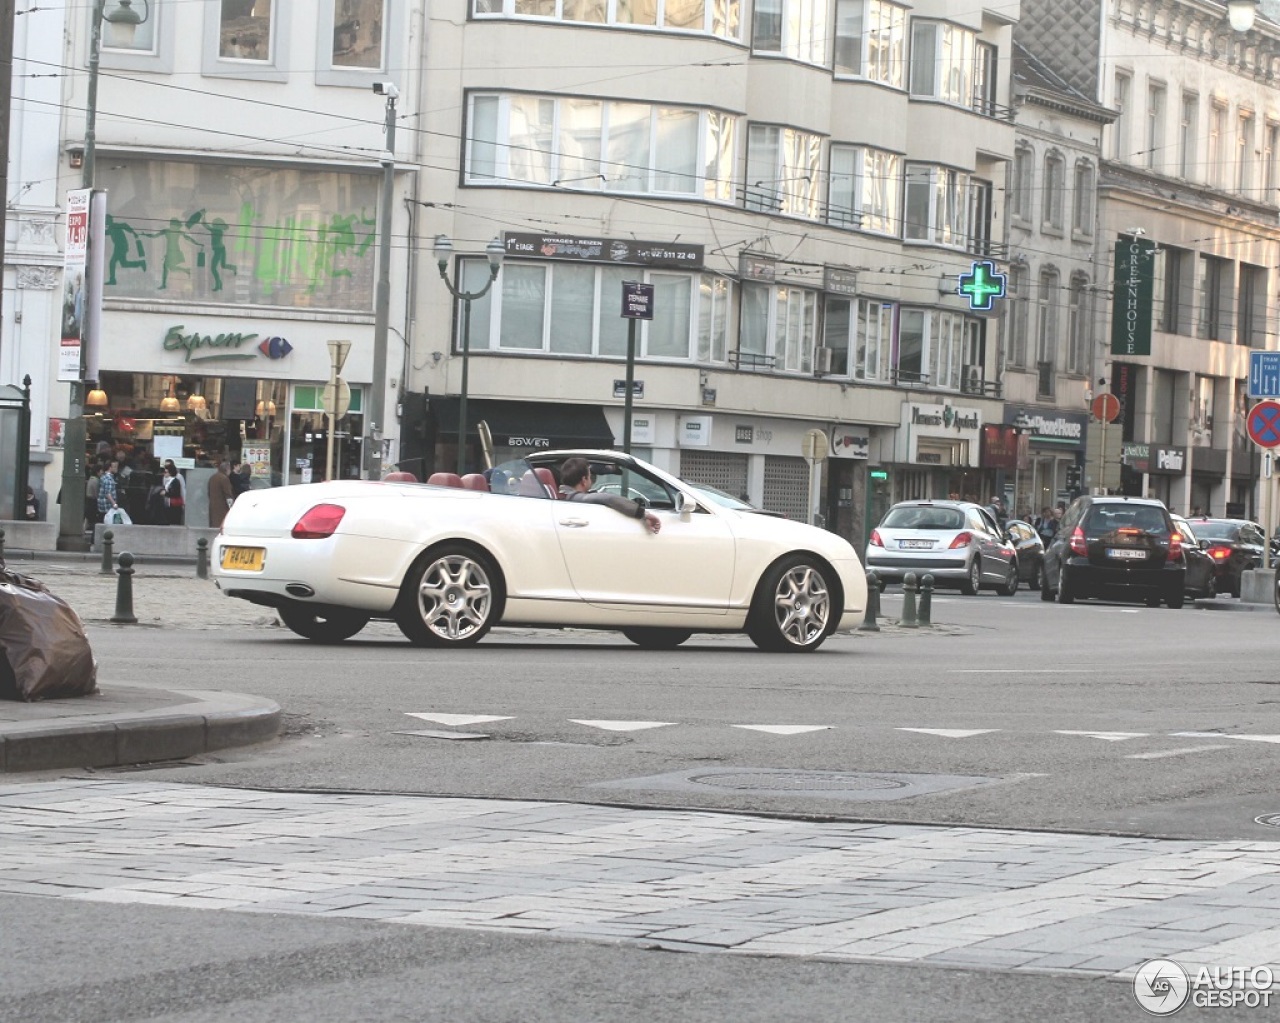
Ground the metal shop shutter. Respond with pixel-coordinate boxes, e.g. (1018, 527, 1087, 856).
(762, 455, 809, 521)
(679, 450, 749, 499)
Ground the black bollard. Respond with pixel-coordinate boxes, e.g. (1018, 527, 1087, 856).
(859, 570, 881, 632)
(0, 526, 6, 564)
(111, 552, 138, 625)
(100, 529, 115, 575)
(918, 573, 935, 627)
(196, 537, 210, 580)
(900, 572, 919, 628)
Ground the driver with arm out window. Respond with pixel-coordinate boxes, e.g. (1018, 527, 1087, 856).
(557, 457, 662, 535)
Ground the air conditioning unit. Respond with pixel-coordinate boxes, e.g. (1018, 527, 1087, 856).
(814, 347, 834, 376)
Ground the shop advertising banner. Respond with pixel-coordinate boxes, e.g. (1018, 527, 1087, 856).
(1111, 237, 1154, 356)
(58, 189, 91, 382)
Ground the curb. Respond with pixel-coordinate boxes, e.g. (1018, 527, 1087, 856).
(0, 689, 281, 773)
(1, 548, 198, 568)
(1191, 598, 1276, 613)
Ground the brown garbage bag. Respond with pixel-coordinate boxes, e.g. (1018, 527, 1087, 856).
(0, 569, 98, 701)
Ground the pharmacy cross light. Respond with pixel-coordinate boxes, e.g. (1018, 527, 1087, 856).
(957, 260, 1007, 311)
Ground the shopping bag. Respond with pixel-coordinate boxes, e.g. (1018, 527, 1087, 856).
(105, 507, 132, 525)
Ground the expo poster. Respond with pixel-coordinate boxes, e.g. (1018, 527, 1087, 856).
(58, 189, 91, 382)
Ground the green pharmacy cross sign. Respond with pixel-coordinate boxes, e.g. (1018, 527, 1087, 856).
(957, 260, 1006, 311)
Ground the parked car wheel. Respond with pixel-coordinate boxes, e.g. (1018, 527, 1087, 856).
(996, 562, 1019, 597)
(959, 558, 982, 596)
(1040, 577, 1055, 601)
(1166, 589, 1185, 609)
(1056, 569, 1076, 604)
(277, 604, 369, 643)
(622, 628, 692, 650)
(746, 556, 833, 653)
(1274, 565, 1280, 615)
(395, 543, 501, 647)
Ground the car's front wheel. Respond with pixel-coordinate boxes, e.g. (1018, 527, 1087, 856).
(622, 628, 692, 650)
(277, 604, 369, 643)
(395, 543, 501, 647)
(746, 556, 833, 653)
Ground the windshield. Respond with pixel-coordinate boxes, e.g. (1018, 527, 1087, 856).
(881, 505, 966, 530)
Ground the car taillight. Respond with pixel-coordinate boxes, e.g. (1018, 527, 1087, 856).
(1206, 544, 1232, 561)
(1069, 526, 1088, 556)
(1168, 530, 1182, 560)
(869, 529, 884, 547)
(292, 503, 346, 539)
(948, 531, 973, 550)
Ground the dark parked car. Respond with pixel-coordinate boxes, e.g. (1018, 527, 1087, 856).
(1004, 519, 1045, 591)
(1171, 514, 1216, 600)
(1041, 496, 1185, 608)
(1182, 517, 1265, 597)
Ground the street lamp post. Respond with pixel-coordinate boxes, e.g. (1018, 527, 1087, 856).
(432, 236, 505, 475)
(364, 81, 397, 480)
(57, 0, 148, 551)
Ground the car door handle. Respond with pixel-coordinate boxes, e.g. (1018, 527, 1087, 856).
(559, 518, 589, 527)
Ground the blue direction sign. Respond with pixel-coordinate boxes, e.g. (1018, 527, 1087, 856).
(1249, 351, 1280, 398)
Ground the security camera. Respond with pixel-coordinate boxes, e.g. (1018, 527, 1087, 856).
(1126, 227, 1146, 236)
(372, 82, 399, 98)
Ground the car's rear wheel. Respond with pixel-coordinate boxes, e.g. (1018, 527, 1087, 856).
(1165, 589, 1185, 609)
(1029, 563, 1043, 592)
(395, 543, 501, 647)
(1056, 568, 1076, 604)
(746, 556, 833, 653)
(959, 558, 981, 595)
(622, 628, 692, 650)
(277, 604, 369, 643)
(996, 562, 1019, 597)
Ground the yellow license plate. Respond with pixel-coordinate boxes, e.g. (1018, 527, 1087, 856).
(220, 546, 265, 571)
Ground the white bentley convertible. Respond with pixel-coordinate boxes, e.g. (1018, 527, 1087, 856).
(212, 451, 867, 652)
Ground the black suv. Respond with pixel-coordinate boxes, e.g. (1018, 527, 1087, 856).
(1041, 496, 1186, 608)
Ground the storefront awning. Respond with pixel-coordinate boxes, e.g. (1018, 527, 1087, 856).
(430, 398, 615, 450)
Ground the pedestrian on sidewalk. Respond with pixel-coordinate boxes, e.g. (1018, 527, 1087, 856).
(208, 462, 234, 528)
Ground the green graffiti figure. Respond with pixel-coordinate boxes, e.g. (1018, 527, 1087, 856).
(104, 215, 147, 285)
(146, 216, 203, 290)
(193, 211, 238, 291)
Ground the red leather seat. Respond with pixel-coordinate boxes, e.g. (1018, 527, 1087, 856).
(383, 471, 418, 483)
(427, 472, 464, 488)
(460, 473, 490, 492)
(533, 467, 559, 498)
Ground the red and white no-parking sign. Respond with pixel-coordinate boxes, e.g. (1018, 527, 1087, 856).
(1247, 399, 1280, 448)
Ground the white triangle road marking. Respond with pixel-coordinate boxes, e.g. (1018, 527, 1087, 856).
(896, 728, 998, 739)
(732, 725, 832, 735)
(1172, 731, 1280, 745)
(1055, 730, 1148, 742)
(404, 713, 513, 726)
(570, 720, 675, 732)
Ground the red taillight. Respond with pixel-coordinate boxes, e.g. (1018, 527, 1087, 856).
(948, 531, 973, 550)
(869, 529, 884, 547)
(1168, 530, 1182, 560)
(292, 503, 346, 539)
(1206, 544, 1232, 561)
(1069, 526, 1088, 556)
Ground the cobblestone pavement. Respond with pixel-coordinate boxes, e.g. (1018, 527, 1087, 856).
(1, 779, 1277, 983)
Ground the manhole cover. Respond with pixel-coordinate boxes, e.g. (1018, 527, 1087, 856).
(690, 770, 906, 792)
(1255, 813, 1280, 828)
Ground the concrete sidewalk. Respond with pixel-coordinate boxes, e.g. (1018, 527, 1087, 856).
(0, 554, 282, 772)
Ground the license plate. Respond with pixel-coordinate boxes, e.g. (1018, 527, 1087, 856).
(1107, 548, 1147, 560)
(900, 539, 935, 549)
(220, 546, 265, 571)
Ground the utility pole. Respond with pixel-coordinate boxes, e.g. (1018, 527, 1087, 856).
(364, 82, 397, 480)
(0, 0, 15, 335)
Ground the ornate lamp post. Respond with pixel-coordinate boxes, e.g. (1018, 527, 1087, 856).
(432, 236, 505, 475)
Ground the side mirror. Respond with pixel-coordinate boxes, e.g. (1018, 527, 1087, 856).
(674, 491, 697, 518)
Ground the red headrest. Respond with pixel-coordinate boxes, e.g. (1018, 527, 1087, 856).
(427, 472, 464, 488)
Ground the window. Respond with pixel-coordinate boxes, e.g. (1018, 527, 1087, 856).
(833, 0, 905, 87)
(1179, 92, 1198, 178)
(736, 282, 819, 372)
(903, 163, 971, 247)
(462, 261, 729, 361)
(823, 296, 893, 380)
(1198, 254, 1231, 341)
(331, 0, 383, 67)
(1072, 161, 1094, 235)
(1011, 144, 1032, 222)
(1041, 152, 1064, 231)
(1237, 110, 1255, 195)
(745, 124, 822, 217)
(1208, 101, 1227, 188)
(896, 308, 965, 389)
(1238, 264, 1266, 348)
(204, 0, 291, 79)
(316, 1, 406, 85)
(1067, 274, 1090, 375)
(969, 179, 993, 256)
(1112, 72, 1131, 161)
(973, 42, 997, 116)
(909, 20, 980, 109)
(1265, 122, 1280, 203)
(218, 0, 273, 60)
(1146, 82, 1165, 171)
(1006, 263, 1029, 368)
(828, 145, 900, 233)
(466, 94, 736, 200)
(1036, 267, 1060, 396)
(98, 0, 175, 73)
(751, 0, 828, 64)
(1160, 245, 1193, 336)
(475, 0, 741, 37)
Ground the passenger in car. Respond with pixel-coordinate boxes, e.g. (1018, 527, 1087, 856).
(558, 457, 662, 535)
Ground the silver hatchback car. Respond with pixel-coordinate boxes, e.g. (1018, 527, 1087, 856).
(864, 499, 1019, 594)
